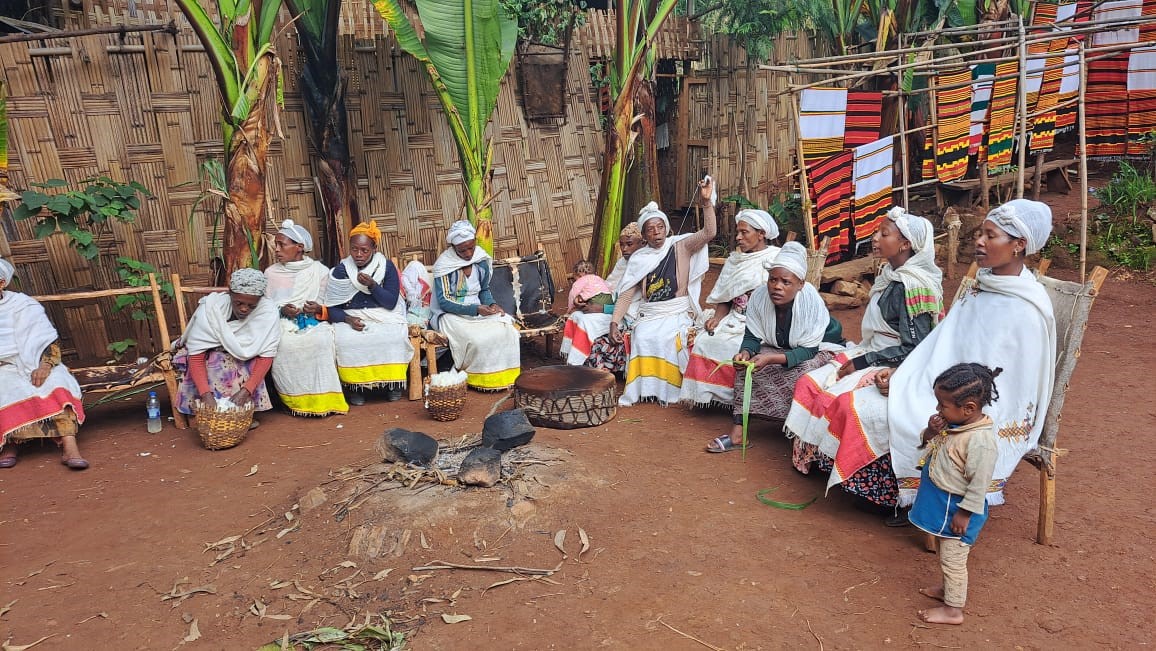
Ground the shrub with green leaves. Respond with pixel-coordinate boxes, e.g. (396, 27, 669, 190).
(11, 176, 151, 260)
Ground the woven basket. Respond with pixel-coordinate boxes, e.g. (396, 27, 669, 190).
(426, 381, 467, 422)
(194, 403, 255, 450)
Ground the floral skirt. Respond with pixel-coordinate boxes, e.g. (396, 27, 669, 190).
(174, 349, 272, 415)
(584, 318, 633, 375)
(732, 349, 835, 423)
(793, 440, 900, 507)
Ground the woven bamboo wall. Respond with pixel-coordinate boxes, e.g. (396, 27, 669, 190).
(680, 32, 831, 212)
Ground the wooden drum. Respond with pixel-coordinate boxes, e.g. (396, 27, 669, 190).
(513, 365, 617, 429)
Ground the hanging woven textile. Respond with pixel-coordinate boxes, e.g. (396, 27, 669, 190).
(807, 150, 855, 264)
(934, 69, 973, 182)
(921, 128, 936, 180)
(985, 61, 1019, 171)
(1052, 1, 1083, 133)
(852, 137, 894, 244)
(799, 88, 848, 168)
(970, 64, 996, 155)
(844, 91, 883, 147)
(1126, 0, 1156, 155)
(1029, 1, 1076, 153)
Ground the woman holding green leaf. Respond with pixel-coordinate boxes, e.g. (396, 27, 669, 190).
(706, 243, 844, 453)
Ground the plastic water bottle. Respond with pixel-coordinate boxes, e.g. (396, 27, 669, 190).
(146, 391, 163, 434)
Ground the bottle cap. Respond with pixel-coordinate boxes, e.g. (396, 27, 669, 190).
(148, 391, 157, 397)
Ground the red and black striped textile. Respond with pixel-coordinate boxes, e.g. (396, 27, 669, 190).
(807, 150, 855, 264)
(844, 91, 883, 147)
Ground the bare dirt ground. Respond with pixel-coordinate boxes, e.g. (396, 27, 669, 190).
(3, 189, 1155, 650)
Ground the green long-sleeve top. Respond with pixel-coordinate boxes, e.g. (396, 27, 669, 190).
(740, 311, 844, 369)
(851, 280, 936, 371)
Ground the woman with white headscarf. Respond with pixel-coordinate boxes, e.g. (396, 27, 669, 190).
(611, 178, 717, 406)
(432, 220, 521, 390)
(324, 222, 412, 404)
(263, 220, 347, 416)
(706, 243, 844, 452)
(0, 257, 89, 470)
(884, 199, 1055, 510)
(681, 208, 782, 407)
(175, 268, 282, 424)
(785, 207, 943, 507)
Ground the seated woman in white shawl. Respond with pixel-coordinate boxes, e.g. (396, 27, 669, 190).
(706, 243, 844, 452)
(324, 222, 413, 405)
(784, 208, 942, 504)
(0, 257, 89, 470)
(432, 220, 521, 391)
(611, 177, 717, 406)
(559, 223, 644, 370)
(787, 200, 1056, 515)
(680, 208, 782, 407)
(175, 269, 281, 424)
(263, 220, 348, 417)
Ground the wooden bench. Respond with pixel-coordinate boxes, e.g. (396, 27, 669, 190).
(940, 158, 1076, 208)
(31, 273, 185, 429)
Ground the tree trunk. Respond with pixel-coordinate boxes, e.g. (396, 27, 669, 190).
(623, 79, 662, 222)
(300, 41, 360, 264)
(587, 87, 635, 275)
(223, 54, 277, 273)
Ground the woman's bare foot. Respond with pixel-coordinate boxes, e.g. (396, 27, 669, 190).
(918, 586, 945, 601)
(918, 605, 964, 625)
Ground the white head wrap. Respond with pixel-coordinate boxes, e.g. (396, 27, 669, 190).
(229, 268, 268, 296)
(446, 220, 477, 246)
(735, 209, 780, 241)
(886, 206, 933, 253)
(985, 199, 1052, 255)
(636, 201, 670, 236)
(767, 241, 808, 281)
(0, 257, 13, 284)
(278, 219, 313, 252)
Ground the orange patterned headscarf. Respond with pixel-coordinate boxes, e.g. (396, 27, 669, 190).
(349, 221, 381, 247)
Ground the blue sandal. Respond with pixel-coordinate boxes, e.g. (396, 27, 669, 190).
(706, 434, 751, 453)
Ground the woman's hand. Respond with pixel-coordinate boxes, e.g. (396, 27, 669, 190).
(30, 362, 51, 387)
(356, 272, 377, 289)
(346, 316, 366, 331)
(751, 352, 777, 370)
(733, 350, 752, 363)
(704, 315, 722, 335)
(230, 388, 253, 408)
(609, 322, 623, 345)
(950, 509, 972, 536)
(302, 301, 321, 317)
(478, 304, 503, 317)
(281, 304, 300, 318)
(698, 176, 715, 207)
(835, 359, 856, 380)
(199, 392, 217, 411)
(874, 368, 894, 396)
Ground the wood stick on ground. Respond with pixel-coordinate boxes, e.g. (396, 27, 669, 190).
(806, 617, 824, 651)
(412, 560, 563, 575)
(655, 617, 726, 651)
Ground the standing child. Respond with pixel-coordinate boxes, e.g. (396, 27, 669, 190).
(909, 363, 1002, 625)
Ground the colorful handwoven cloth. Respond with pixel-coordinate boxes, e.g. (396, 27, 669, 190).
(799, 88, 848, 168)
(852, 137, 893, 244)
(970, 63, 996, 155)
(1092, 0, 1142, 47)
(1128, 90, 1156, 156)
(807, 150, 854, 264)
(921, 128, 936, 180)
(985, 61, 1019, 171)
(1052, 1, 1082, 132)
(1084, 91, 1130, 158)
(934, 69, 973, 182)
(844, 91, 883, 147)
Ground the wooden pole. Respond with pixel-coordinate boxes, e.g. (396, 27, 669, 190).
(1033, 151, 1046, 199)
(1016, 16, 1030, 199)
(929, 83, 943, 209)
(898, 32, 910, 208)
(1078, 43, 1089, 283)
(789, 92, 817, 250)
(0, 21, 178, 44)
(980, 162, 991, 213)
